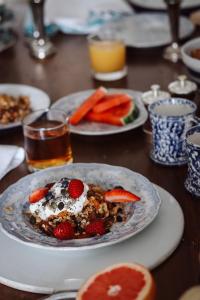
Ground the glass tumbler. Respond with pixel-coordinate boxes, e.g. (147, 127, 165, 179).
(23, 109, 73, 172)
(88, 33, 127, 81)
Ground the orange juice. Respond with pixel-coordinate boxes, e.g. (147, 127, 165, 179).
(88, 34, 127, 81)
(89, 40, 126, 73)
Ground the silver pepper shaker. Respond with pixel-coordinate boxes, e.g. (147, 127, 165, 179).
(28, 0, 56, 60)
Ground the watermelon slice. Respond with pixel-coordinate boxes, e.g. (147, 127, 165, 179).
(92, 94, 131, 113)
(85, 100, 138, 126)
(69, 87, 107, 125)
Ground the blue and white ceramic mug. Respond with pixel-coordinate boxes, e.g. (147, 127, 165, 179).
(185, 125, 200, 197)
(148, 98, 197, 166)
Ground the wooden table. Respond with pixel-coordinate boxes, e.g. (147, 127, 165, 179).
(0, 2, 200, 300)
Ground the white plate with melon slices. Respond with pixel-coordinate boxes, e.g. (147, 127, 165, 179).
(52, 88, 148, 136)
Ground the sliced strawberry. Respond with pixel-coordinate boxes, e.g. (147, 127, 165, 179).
(45, 182, 55, 189)
(85, 219, 105, 236)
(104, 189, 140, 203)
(53, 222, 75, 240)
(68, 179, 84, 199)
(29, 187, 49, 204)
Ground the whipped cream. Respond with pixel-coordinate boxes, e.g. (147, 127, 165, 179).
(29, 179, 89, 221)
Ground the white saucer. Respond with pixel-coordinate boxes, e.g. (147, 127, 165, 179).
(0, 184, 184, 294)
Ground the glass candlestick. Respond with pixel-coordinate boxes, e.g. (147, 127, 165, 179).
(163, 0, 182, 63)
(29, 0, 56, 59)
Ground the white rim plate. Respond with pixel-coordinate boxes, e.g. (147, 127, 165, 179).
(118, 14, 194, 48)
(0, 184, 184, 294)
(52, 89, 147, 135)
(129, 0, 200, 10)
(42, 292, 76, 300)
(0, 84, 50, 130)
(0, 163, 161, 251)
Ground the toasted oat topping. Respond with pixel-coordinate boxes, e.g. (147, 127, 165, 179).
(0, 94, 31, 124)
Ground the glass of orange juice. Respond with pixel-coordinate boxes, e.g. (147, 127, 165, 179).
(88, 32, 127, 81)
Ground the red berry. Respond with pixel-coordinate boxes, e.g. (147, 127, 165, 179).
(53, 222, 75, 240)
(68, 179, 84, 199)
(85, 219, 105, 236)
(104, 189, 140, 203)
(45, 182, 55, 189)
(29, 187, 49, 204)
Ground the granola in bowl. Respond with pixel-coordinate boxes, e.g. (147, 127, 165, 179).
(27, 177, 140, 240)
(0, 94, 31, 124)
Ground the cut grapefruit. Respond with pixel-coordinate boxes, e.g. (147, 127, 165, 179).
(76, 263, 156, 300)
(69, 87, 107, 125)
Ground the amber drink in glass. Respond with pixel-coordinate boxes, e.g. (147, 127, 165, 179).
(23, 109, 73, 172)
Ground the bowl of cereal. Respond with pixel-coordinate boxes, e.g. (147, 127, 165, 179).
(0, 163, 161, 250)
(181, 37, 200, 74)
(0, 84, 50, 130)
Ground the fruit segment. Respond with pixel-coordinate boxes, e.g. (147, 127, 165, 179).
(85, 101, 136, 126)
(76, 263, 156, 300)
(85, 110, 124, 126)
(105, 189, 141, 203)
(92, 94, 131, 113)
(69, 87, 107, 125)
(68, 179, 84, 199)
(29, 187, 49, 204)
(53, 221, 75, 240)
(85, 219, 105, 235)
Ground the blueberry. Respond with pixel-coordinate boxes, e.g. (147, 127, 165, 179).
(117, 215, 123, 222)
(117, 208, 123, 214)
(42, 200, 48, 207)
(58, 202, 64, 210)
(114, 186, 124, 190)
(30, 216, 36, 225)
(51, 202, 57, 209)
(60, 178, 69, 188)
(61, 188, 66, 196)
(45, 191, 53, 201)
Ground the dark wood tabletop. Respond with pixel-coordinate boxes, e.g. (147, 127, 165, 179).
(0, 2, 200, 300)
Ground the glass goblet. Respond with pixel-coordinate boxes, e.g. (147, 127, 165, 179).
(163, 0, 182, 63)
(29, 0, 56, 59)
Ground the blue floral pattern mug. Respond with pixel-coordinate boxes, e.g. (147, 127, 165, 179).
(148, 98, 197, 166)
(185, 125, 200, 197)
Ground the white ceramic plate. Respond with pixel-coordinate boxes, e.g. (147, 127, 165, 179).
(0, 163, 161, 250)
(0, 84, 50, 130)
(42, 292, 76, 300)
(129, 0, 200, 10)
(0, 184, 183, 294)
(118, 14, 194, 48)
(52, 89, 147, 135)
(181, 37, 200, 74)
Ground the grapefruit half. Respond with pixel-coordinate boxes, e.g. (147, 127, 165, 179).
(76, 263, 156, 300)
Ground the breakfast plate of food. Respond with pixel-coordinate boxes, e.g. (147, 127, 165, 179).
(52, 88, 148, 135)
(0, 84, 50, 130)
(0, 163, 161, 250)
